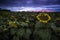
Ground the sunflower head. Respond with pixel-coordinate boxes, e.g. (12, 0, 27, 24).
(36, 13, 51, 23)
(8, 21, 18, 28)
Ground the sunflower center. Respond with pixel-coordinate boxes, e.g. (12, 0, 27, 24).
(39, 14, 49, 21)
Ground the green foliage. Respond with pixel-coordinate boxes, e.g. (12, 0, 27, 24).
(0, 10, 60, 40)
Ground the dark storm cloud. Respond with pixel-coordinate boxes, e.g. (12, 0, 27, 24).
(0, 0, 60, 12)
(0, 0, 34, 7)
(0, 0, 60, 7)
(0, 0, 24, 6)
(33, 0, 59, 5)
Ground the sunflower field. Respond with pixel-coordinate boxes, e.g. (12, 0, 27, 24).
(0, 10, 60, 40)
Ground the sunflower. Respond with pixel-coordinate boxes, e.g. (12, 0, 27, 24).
(3, 27, 8, 31)
(8, 21, 18, 28)
(10, 15, 16, 20)
(25, 19, 29, 23)
(36, 13, 51, 23)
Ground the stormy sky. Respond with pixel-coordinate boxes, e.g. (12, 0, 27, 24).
(0, 0, 60, 7)
(0, 0, 60, 12)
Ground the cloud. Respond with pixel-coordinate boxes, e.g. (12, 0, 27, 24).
(2, 5, 60, 12)
(0, 0, 60, 7)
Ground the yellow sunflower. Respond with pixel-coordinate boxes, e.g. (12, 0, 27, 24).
(8, 21, 18, 28)
(36, 13, 51, 23)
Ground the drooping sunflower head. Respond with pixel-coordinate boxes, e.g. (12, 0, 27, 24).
(36, 13, 51, 23)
